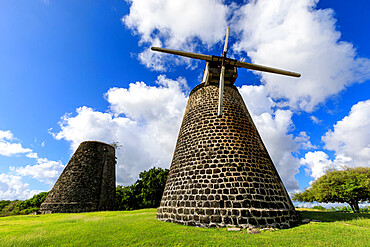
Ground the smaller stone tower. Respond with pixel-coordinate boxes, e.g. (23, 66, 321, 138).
(40, 141, 116, 213)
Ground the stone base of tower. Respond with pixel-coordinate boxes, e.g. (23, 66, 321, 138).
(39, 202, 98, 214)
(157, 207, 298, 229)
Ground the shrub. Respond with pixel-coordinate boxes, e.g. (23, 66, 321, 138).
(312, 205, 326, 211)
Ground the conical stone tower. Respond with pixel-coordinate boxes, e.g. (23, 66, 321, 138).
(156, 82, 299, 228)
(40, 141, 116, 213)
(153, 27, 300, 228)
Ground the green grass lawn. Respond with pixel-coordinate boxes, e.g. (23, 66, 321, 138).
(0, 209, 369, 247)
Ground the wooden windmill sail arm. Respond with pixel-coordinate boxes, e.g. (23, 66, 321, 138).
(151, 47, 301, 78)
(235, 60, 301, 77)
(151, 47, 213, 62)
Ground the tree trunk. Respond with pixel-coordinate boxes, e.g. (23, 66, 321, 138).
(348, 201, 360, 213)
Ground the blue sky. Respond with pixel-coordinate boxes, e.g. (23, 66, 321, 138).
(0, 0, 369, 200)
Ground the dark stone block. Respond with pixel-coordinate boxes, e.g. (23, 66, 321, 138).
(239, 217, 248, 224)
(252, 201, 261, 208)
(236, 195, 243, 200)
(251, 210, 261, 217)
(223, 216, 231, 224)
(232, 209, 240, 216)
(200, 216, 210, 224)
(206, 209, 214, 215)
(230, 188, 238, 194)
(241, 209, 250, 217)
(258, 218, 266, 226)
(195, 209, 204, 215)
(248, 218, 257, 226)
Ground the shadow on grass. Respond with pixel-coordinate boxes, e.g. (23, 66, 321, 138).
(299, 211, 370, 222)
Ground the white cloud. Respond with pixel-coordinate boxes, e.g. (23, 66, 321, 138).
(310, 115, 321, 124)
(122, 0, 229, 70)
(301, 100, 370, 179)
(26, 152, 38, 159)
(0, 174, 41, 200)
(232, 0, 370, 111)
(300, 151, 332, 180)
(54, 75, 188, 185)
(0, 130, 14, 140)
(0, 130, 65, 199)
(0, 142, 32, 157)
(0, 130, 32, 156)
(294, 131, 316, 150)
(238, 85, 275, 115)
(322, 100, 370, 167)
(15, 158, 65, 185)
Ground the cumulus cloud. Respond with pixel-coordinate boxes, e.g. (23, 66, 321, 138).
(322, 100, 370, 167)
(122, 0, 229, 70)
(294, 132, 316, 150)
(54, 75, 188, 184)
(0, 130, 64, 199)
(0, 130, 32, 156)
(15, 158, 65, 185)
(232, 0, 370, 111)
(0, 130, 14, 140)
(301, 100, 370, 179)
(300, 151, 332, 180)
(0, 174, 42, 200)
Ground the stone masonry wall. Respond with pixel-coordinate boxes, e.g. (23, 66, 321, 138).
(40, 141, 116, 213)
(157, 83, 298, 228)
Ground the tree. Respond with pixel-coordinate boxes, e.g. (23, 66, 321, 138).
(137, 167, 169, 208)
(116, 167, 169, 210)
(292, 167, 370, 212)
(116, 185, 141, 210)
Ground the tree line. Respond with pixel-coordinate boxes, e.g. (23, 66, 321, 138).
(0, 167, 169, 216)
(1, 166, 368, 216)
(0, 192, 49, 217)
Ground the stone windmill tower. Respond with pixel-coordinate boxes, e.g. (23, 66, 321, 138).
(153, 28, 301, 229)
(40, 141, 116, 213)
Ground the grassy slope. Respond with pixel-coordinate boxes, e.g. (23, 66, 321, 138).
(0, 209, 369, 247)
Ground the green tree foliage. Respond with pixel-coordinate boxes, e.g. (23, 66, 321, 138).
(137, 167, 169, 208)
(116, 185, 141, 210)
(0, 192, 49, 217)
(293, 167, 370, 212)
(0, 200, 11, 211)
(116, 167, 169, 210)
